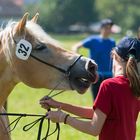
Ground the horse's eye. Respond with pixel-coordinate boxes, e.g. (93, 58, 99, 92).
(35, 44, 46, 50)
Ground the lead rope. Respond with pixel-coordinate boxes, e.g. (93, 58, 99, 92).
(7, 78, 65, 139)
(30, 78, 65, 140)
(22, 115, 46, 140)
(0, 108, 60, 140)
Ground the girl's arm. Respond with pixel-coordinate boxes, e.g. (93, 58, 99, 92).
(66, 108, 106, 136)
(46, 108, 107, 136)
(40, 97, 93, 119)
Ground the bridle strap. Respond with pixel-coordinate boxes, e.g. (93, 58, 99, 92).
(30, 53, 82, 90)
(66, 55, 82, 75)
(30, 54, 66, 73)
(30, 53, 82, 75)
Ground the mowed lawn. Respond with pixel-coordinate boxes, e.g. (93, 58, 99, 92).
(8, 34, 140, 140)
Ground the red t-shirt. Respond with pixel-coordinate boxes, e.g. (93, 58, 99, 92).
(93, 76, 140, 140)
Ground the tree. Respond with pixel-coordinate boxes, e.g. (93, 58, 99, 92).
(37, 0, 98, 32)
(95, 0, 140, 32)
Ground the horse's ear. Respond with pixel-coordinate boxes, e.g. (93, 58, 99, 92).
(31, 13, 39, 23)
(15, 12, 29, 34)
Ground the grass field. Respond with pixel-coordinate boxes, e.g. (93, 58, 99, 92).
(8, 34, 140, 140)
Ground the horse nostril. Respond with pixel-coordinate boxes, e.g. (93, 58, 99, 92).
(86, 60, 97, 74)
(85, 60, 98, 83)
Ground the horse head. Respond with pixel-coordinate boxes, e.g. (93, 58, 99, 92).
(0, 13, 98, 95)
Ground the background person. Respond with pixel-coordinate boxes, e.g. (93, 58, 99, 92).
(40, 37, 140, 140)
(72, 19, 116, 100)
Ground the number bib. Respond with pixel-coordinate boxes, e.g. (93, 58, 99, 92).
(16, 39, 32, 60)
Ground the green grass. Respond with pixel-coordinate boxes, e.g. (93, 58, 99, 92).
(7, 34, 140, 140)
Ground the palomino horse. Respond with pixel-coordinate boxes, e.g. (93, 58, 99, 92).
(0, 13, 98, 140)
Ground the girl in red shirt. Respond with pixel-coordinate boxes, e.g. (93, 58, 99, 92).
(40, 37, 140, 140)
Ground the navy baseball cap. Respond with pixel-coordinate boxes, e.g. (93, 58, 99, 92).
(115, 37, 140, 62)
(101, 19, 114, 28)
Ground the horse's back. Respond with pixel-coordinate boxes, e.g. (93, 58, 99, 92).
(0, 107, 11, 140)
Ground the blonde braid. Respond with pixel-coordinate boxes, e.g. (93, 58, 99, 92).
(126, 55, 140, 98)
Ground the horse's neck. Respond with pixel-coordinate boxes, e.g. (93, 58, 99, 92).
(0, 29, 17, 108)
(0, 67, 16, 108)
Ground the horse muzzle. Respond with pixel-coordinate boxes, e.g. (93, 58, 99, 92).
(69, 57, 98, 94)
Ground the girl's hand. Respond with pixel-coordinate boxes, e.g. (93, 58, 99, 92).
(39, 96, 61, 110)
(46, 108, 67, 123)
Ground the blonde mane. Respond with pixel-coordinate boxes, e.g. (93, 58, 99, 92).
(0, 21, 16, 65)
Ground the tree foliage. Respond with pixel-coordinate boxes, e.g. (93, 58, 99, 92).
(95, 0, 140, 32)
(25, 0, 140, 33)
(37, 0, 97, 32)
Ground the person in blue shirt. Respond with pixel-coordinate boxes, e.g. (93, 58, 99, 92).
(72, 19, 116, 100)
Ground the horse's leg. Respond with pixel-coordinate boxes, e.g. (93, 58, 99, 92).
(0, 107, 11, 140)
